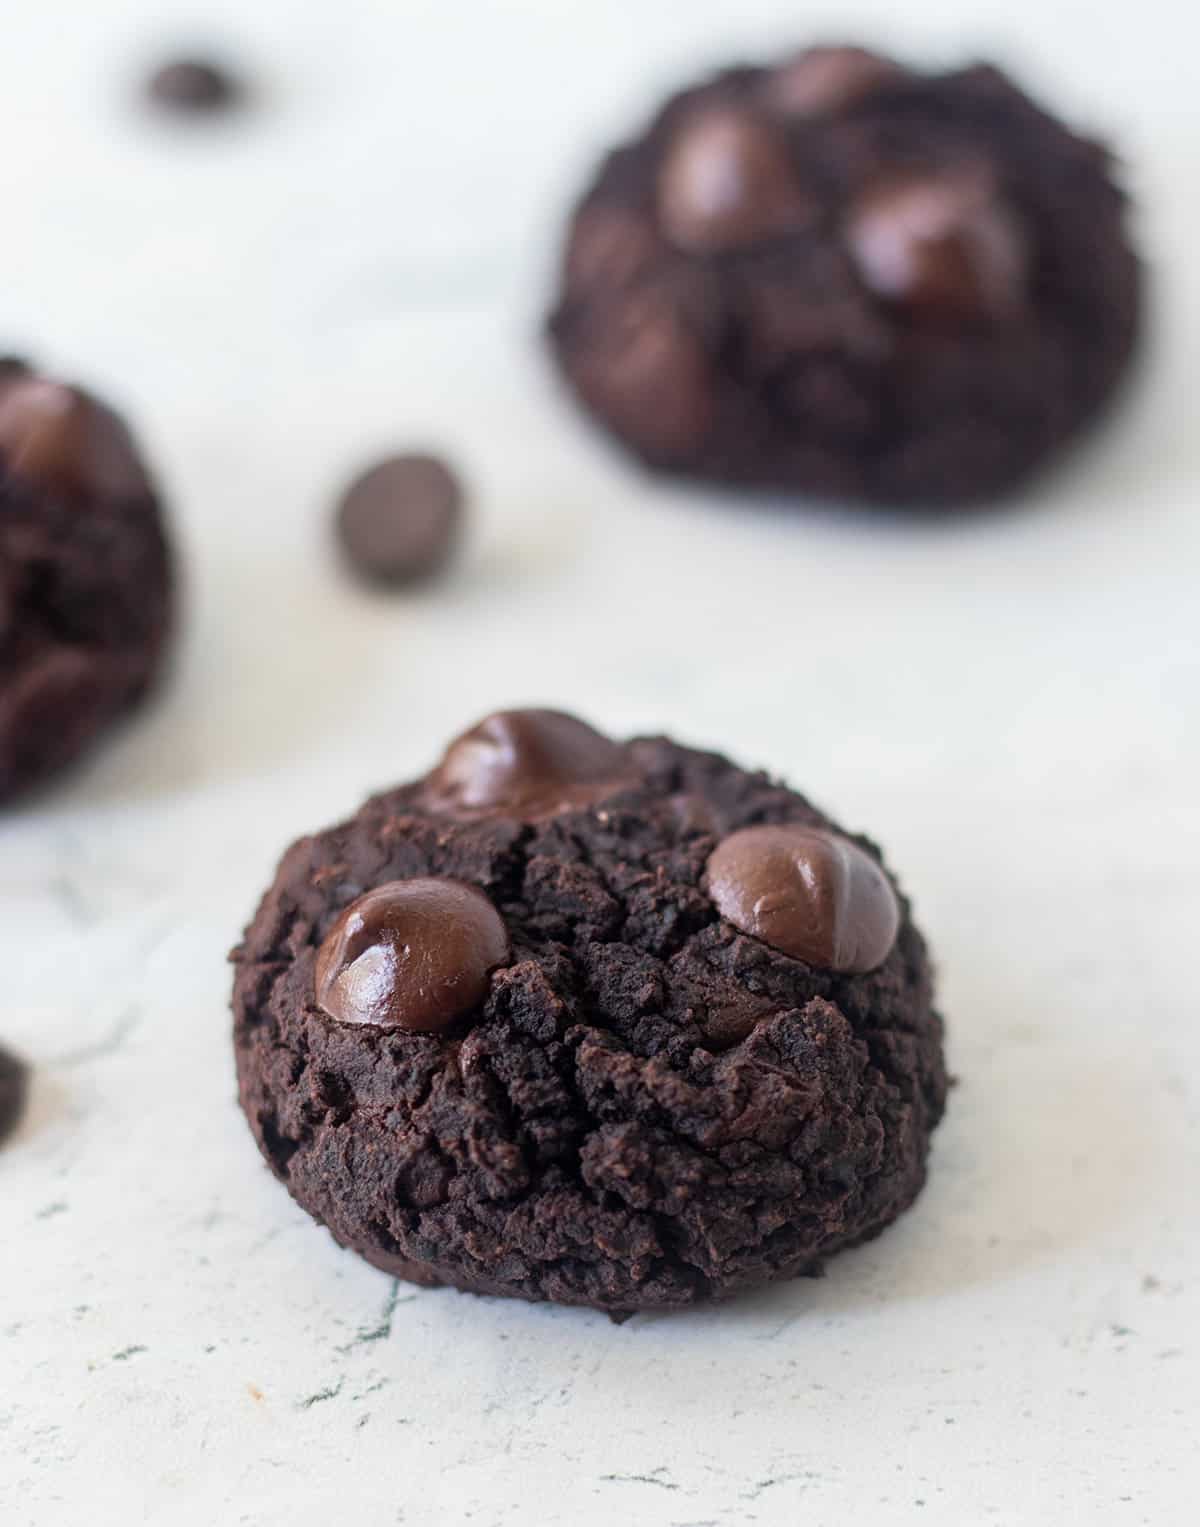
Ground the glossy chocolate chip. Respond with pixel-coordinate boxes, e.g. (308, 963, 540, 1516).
(315, 879, 509, 1033)
(428, 709, 628, 815)
(147, 58, 242, 113)
(658, 105, 813, 252)
(706, 823, 900, 973)
(0, 376, 151, 500)
(336, 453, 463, 587)
(0, 1043, 29, 1145)
(763, 46, 903, 117)
(846, 170, 1027, 322)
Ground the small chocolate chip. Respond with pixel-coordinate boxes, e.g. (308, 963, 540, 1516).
(146, 57, 242, 114)
(658, 105, 814, 252)
(0, 376, 151, 500)
(846, 170, 1027, 323)
(763, 46, 903, 117)
(706, 823, 900, 973)
(315, 879, 509, 1034)
(335, 454, 463, 587)
(0, 1044, 29, 1145)
(428, 709, 628, 815)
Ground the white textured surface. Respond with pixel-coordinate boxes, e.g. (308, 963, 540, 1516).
(2, 2, 1198, 1524)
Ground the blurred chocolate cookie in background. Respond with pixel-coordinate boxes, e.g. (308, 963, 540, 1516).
(0, 363, 174, 801)
(548, 45, 1142, 508)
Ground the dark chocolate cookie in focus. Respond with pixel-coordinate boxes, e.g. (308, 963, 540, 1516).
(335, 453, 463, 587)
(0, 1044, 29, 1144)
(232, 708, 947, 1314)
(547, 45, 1142, 507)
(0, 363, 174, 801)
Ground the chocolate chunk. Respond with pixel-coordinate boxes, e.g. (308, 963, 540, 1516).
(706, 824, 900, 972)
(846, 170, 1027, 322)
(315, 879, 509, 1033)
(428, 709, 627, 816)
(147, 57, 242, 113)
(0, 1044, 29, 1145)
(0, 376, 151, 500)
(763, 46, 903, 116)
(564, 206, 661, 293)
(335, 454, 463, 587)
(564, 283, 717, 461)
(658, 106, 814, 252)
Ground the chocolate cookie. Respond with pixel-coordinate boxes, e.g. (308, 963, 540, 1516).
(0, 363, 173, 800)
(547, 46, 1141, 507)
(233, 710, 947, 1314)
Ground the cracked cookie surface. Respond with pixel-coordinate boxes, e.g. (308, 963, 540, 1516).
(232, 712, 947, 1313)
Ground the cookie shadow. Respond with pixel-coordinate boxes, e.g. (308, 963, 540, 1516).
(4, 1065, 70, 1148)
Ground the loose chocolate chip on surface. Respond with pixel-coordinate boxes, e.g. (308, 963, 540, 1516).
(315, 879, 509, 1034)
(428, 709, 627, 815)
(335, 454, 463, 586)
(0, 1044, 29, 1145)
(846, 170, 1027, 322)
(147, 57, 242, 113)
(707, 823, 900, 973)
(658, 106, 814, 252)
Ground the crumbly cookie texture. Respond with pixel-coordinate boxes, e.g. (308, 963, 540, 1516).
(548, 46, 1141, 508)
(233, 710, 947, 1314)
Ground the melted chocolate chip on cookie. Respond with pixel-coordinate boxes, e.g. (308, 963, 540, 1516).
(427, 708, 630, 816)
(315, 879, 509, 1033)
(707, 823, 900, 973)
